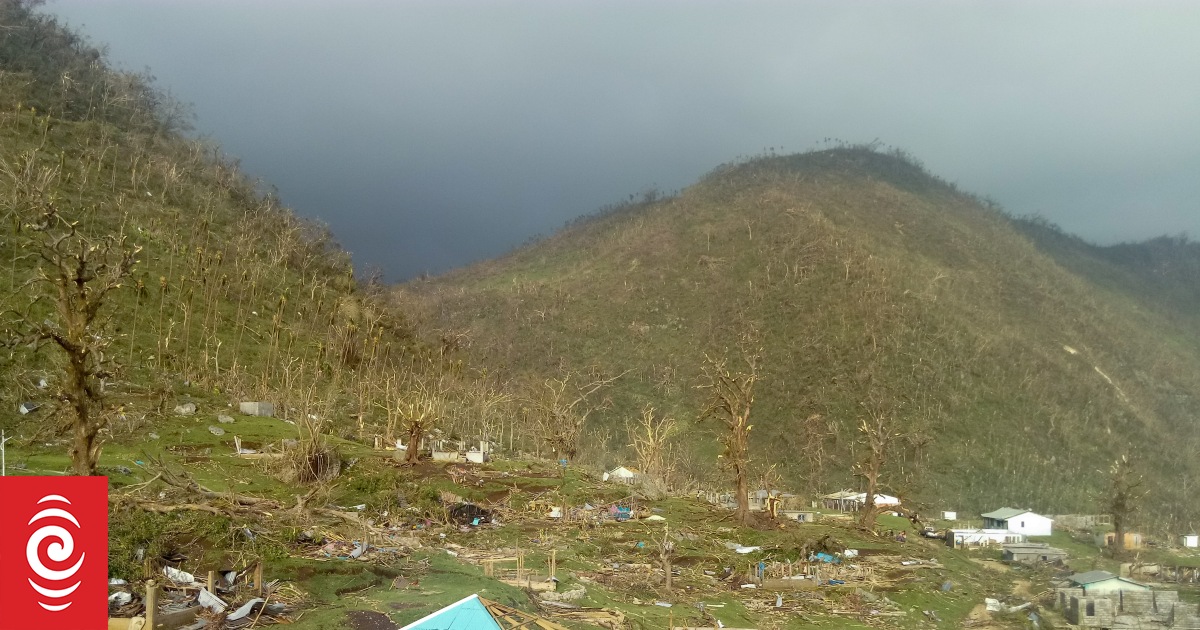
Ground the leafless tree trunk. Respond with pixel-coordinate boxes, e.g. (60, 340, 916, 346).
(659, 523, 675, 591)
(629, 404, 677, 489)
(853, 389, 922, 532)
(5, 208, 139, 475)
(854, 412, 888, 531)
(697, 341, 760, 527)
(392, 371, 449, 465)
(528, 370, 626, 466)
(526, 369, 626, 521)
(1105, 454, 1146, 559)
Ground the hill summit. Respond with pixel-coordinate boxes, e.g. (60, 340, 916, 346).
(400, 146, 1200, 532)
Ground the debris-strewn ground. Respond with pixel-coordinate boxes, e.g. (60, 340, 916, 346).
(11, 415, 1200, 629)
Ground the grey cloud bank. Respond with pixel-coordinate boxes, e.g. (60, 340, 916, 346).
(49, 1, 1200, 279)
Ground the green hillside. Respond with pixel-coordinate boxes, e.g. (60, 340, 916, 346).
(7, 5, 1200, 627)
(399, 147, 1200, 534)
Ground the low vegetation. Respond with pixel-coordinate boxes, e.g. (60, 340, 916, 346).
(4, 3, 1200, 627)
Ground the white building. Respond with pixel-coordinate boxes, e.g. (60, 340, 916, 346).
(854, 492, 901, 507)
(948, 528, 1027, 548)
(981, 508, 1054, 536)
(603, 466, 641, 483)
(1182, 534, 1199, 549)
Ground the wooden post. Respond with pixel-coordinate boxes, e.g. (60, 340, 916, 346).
(668, 609, 673, 630)
(143, 556, 151, 580)
(144, 580, 157, 630)
(206, 570, 215, 594)
(254, 562, 264, 597)
(550, 549, 557, 579)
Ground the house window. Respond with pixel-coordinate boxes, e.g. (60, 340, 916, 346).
(1086, 602, 1095, 616)
(1020, 521, 1025, 528)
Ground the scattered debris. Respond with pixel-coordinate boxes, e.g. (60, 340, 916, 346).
(208, 426, 225, 436)
(540, 584, 586, 603)
(197, 588, 227, 614)
(449, 503, 493, 525)
(226, 598, 266, 622)
(18, 402, 39, 415)
(174, 403, 197, 416)
(217, 415, 235, 424)
(162, 566, 196, 585)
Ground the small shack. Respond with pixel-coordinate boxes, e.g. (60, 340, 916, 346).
(821, 490, 900, 512)
(782, 510, 817, 523)
(1182, 534, 1199, 549)
(822, 490, 860, 511)
(947, 529, 1027, 548)
(1002, 542, 1067, 564)
(602, 466, 641, 484)
(1065, 570, 1150, 595)
(1097, 531, 1145, 550)
(466, 440, 490, 464)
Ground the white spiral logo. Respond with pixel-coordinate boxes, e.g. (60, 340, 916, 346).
(26, 494, 86, 612)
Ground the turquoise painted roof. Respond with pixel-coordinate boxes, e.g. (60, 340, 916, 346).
(400, 594, 503, 630)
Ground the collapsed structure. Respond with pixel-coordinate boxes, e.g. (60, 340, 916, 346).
(1054, 571, 1200, 629)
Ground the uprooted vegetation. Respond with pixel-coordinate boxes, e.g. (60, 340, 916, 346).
(95, 438, 1050, 629)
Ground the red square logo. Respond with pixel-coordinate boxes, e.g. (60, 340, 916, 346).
(0, 476, 108, 629)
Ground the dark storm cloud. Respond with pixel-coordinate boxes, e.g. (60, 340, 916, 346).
(49, 0, 1200, 279)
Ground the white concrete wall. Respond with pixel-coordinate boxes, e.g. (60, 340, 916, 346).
(1007, 512, 1053, 536)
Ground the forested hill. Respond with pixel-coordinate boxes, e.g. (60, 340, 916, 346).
(1014, 216, 1200, 329)
(399, 147, 1200, 534)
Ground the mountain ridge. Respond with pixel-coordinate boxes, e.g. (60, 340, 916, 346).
(400, 147, 1200, 533)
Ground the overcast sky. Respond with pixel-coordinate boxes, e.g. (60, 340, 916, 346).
(48, 1, 1200, 280)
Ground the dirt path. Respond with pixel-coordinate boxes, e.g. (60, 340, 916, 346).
(968, 557, 1012, 572)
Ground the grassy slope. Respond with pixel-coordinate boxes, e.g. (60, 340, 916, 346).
(399, 148, 1200, 534)
(0, 38, 419, 609)
(0, 91, 418, 438)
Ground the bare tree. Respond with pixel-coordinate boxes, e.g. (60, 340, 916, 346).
(658, 523, 676, 592)
(390, 371, 449, 465)
(5, 208, 139, 475)
(628, 404, 678, 490)
(527, 370, 626, 468)
(697, 342, 760, 527)
(525, 369, 625, 521)
(1104, 454, 1147, 558)
(852, 389, 926, 532)
(853, 406, 891, 531)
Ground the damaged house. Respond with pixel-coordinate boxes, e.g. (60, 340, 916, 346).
(1001, 542, 1067, 564)
(1055, 571, 1200, 629)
